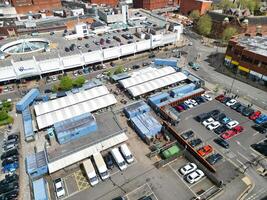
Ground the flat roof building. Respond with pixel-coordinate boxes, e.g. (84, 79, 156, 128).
(225, 36, 267, 85)
(180, 0, 212, 15)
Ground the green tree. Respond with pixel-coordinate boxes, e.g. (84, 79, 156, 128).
(197, 15, 212, 36)
(0, 110, 8, 121)
(222, 27, 237, 43)
(59, 75, 73, 91)
(189, 10, 200, 21)
(218, 0, 237, 10)
(114, 66, 124, 75)
(73, 76, 85, 87)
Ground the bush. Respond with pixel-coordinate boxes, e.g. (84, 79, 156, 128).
(222, 27, 237, 43)
(0, 116, 13, 126)
(59, 76, 73, 91)
(0, 110, 8, 121)
(114, 66, 125, 75)
(73, 76, 85, 87)
(197, 15, 212, 36)
(189, 10, 200, 21)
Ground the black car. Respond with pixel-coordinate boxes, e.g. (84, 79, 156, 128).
(0, 181, 19, 194)
(44, 89, 52, 93)
(214, 113, 226, 121)
(213, 138, 229, 149)
(132, 65, 140, 69)
(230, 102, 241, 110)
(195, 113, 209, 122)
(222, 97, 231, 104)
(189, 138, 202, 147)
(252, 125, 266, 134)
(208, 109, 220, 118)
(0, 173, 18, 185)
(181, 130, 194, 140)
(1, 148, 18, 160)
(251, 144, 267, 156)
(1, 189, 19, 200)
(236, 105, 246, 113)
(194, 96, 206, 104)
(206, 153, 223, 165)
(138, 196, 152, 200)
(260, 122, 267, 128)
(112, 197, 126, 200)
(7, 134, 19, 141)
(104, 153, 114, 169)
(242, 107, 254, 117)
(214, 125, 228, 135)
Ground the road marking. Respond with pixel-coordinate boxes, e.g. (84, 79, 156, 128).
(63, 179, 69, 197)
(189, 177, 207, 188)
(235, 140, 248, 151)
(237, 151, 251, 163)
(168, 164, 197, 197)
(252, 132, 258, 137)
(147, 183, 159, 200)
(125, 183, 148, 197)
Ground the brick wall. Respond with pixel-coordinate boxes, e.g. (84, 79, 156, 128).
(89, 0, 118, 7)
(180, 0, 211, 15)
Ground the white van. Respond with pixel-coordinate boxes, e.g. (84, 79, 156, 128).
(111, 147, 127, 171)
(82, 159, 99, 186)
(93, 153, 109, 180)
(120, 144, 134, 164)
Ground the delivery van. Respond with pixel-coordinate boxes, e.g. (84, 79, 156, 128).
(111, 147, 127, 170)
(82, 158, 99, 186)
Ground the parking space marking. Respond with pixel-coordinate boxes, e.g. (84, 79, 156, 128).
(147, 183, 159, 200)
(237, 152, 251, 163)
(124, 183, 159, 200)
(189, 177, 207, 188)
(252, 132, 258, 137)
(199, 185, 217, 197)
(246, 188, 266, 200)
(168, 163, 197, 197)
(63, 179, 69, 197)
(235, 140, 248, 151)
(74, 170, 90, 191)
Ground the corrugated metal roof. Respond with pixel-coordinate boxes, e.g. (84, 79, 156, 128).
(32, 178, 48, 200)
(34, 86, 109, 116)
(22, 108, 34, 139)
(128, 72, 187, 97)
(36, 94, 117, 129)
(26, 151, 47, 172)
(119, 67, 176, 88)
(47, 132, 128, 173)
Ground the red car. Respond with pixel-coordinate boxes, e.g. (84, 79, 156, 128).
(215, 94, 225, 102)
(232, 125, 244, 133)
(249, 111, 261, 120)
(197, 145, 213, 157)
(175, 105, 184, 112)
(221, 130, 236, 140)
(221, 125, 244, 140)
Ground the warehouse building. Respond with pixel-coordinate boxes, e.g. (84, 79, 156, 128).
(34, 86, 117, 129)
(123, 101, 150, 118)
(46, 111, 128, 173)
(225, 36, 267, 86)
(54, 113, 97, 144)
(26, 151, 48, 179)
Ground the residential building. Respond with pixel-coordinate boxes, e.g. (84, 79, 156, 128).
(179, 0, 212, 15)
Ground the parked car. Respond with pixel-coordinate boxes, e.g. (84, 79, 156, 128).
(230, 102, 241, 110)
(201, 94, 212, 101)
(214, 113, 226, 121)
(249, 111, 261, 120)
(255, 115, 267, 124)
(181, 130, 194, 140)
(0, 181, 19, 194)
(189, 139, 202, 147)
(186, 169, 205, 184)
(7, 134, 19, 141)
(208, 109, 220, 118)
(226, 99, 237, 106)
(1, 148, 18, 160)
(207, 121, 221, 130)
(179, 163, 197, 175)
(252, 125, 266, 134)
(194, 96, 206, 104)
(175, 105, 184, 112)
(236, 105, 246, 113)
(226, 120, 239, 129)
(242, 107, 254, 117)
(213, 138, 229, 149)
(0, 189, 19, 200)
(202, 118, 215, 127)
(104, 153, 114, 169)
(197, 145, 213, 157)
(195, 113, 210, 122)
(220, 117, 232, 125)
(220, 96, 229, 103)
(132, 65, 140, 69)
(2, 156, 18, 167)
(214, 125, 228, 135)
(184, 100, 194, 108)
(221, 130, 237, 140)
(206, 153, 223, 165)
(54, 178, 65, 198)
(188, 99, 198, 106)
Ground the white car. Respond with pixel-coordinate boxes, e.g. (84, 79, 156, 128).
(186, 169, 205, 184)
(226, 120, 239, 129)
(226, 99, 237, 106)
(202, 118, 215, 127)
(54, 178, 65, 198)
(202, 94, 212, 101)
(179, 163, 197, 175)
(207, 121, 221, 130)
(189, 99, 198, 106)
(73, 71, 78, 76)
(52, 75, 57, 81)
(184, 100, 194, 108)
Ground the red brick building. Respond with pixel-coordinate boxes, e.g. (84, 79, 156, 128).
(179, 0, 212, 15)
(224, 36, 267, 85)
(11, 0, 62, 14)
(133, 0, 179, 10)
(88, 0, 118, 7)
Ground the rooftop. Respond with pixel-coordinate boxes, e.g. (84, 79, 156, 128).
(47, 111, 123, 162)
(236, 36, 267, 57)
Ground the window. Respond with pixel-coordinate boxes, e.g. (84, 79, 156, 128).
(253, 60, 259, 65)
(241, 55, 253, 63)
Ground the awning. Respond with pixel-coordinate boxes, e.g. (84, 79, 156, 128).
(231, 60, 239, 65)
(250, 70, 263, 78)
(238, 65, 250, 73)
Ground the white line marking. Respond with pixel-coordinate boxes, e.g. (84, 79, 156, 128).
(252, 132, 258, 137)
(168, 164, 197, 197)
(63, 179, 69, 197)
(237, 152, 251, 162)
(147, 183, 159, 200)
(189, 177, 207, 188)
(125, 183, 148, 197)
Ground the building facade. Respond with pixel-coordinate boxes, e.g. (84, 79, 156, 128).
(12, 0, 62, 14)
(133, 0, 178, 10)
(179, 0, 212, 15)
(225, 36, 267, 86)
(88, 0, 118, 7)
